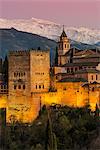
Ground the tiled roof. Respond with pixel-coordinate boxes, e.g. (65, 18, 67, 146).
(61, 62, 99, 67)
(73, 49, 100, 58)
(75, 69, 100, 74)
(58, 78, 87, 82)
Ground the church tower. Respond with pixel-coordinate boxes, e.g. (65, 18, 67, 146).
(58, 27, 70, 65)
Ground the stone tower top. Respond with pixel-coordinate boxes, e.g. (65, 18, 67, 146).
(60, 25, 67, 38)
(58, 27, 70, 56)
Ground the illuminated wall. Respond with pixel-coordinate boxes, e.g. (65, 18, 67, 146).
(0, 82, 99, 123)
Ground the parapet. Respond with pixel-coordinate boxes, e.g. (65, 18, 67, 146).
(9, 50, 30, 56)
(30, 49, 50, 53)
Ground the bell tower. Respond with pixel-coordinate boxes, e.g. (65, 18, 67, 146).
(58, 26, 70, 65)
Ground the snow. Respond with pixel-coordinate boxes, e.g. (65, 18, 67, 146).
(0, 17, 100, 44)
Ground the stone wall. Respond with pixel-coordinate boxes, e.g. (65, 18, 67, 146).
(8, 51, 31, 98)
(30, 50, 50, 93)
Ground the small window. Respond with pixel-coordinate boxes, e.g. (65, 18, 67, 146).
(39, 85, 41, 89)
(14, 72, 16, 77)
(24, 72, 25, 76)
(79, 66, 82, 70)
(92, 87, 94, 92)
(21, 73, 23, 77)
(4, 85, 6, 89)
(71, 68, 73, 73)
(43, 85, 44, 89)
(36, 85, 37, 89)
(14, 85, 16, 90)
(96, 75, 98, 80)
(1, 85, 3, 89)
(67, 68, 70, 73)
(75, 68, 77, 72)
(63, 87, 66, 91)
(65, 44, 66, 48)
(91, 75, 93, 80)
(18, 85, 21, 89)
(23, 85, 25, 89)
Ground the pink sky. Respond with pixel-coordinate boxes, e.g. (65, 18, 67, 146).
(0, 0, 100, 29)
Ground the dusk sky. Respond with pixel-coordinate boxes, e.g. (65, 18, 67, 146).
(0, 0, 100, 29)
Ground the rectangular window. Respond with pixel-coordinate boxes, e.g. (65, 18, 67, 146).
(96, 75, 98, 80)
(18, 85, 21, 89)
(23, 85, 25, 89)
(14, 85, 16, 90)
(39, 85, 41, 89)
(1, 85, 3, 89)
(91, 75, 93, 80)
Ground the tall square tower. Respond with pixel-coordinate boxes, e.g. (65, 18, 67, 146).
(30, 50, 50, 93)
(8, 51, 31, 98)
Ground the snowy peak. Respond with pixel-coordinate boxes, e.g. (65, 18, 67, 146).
(0, 17, 100, 45)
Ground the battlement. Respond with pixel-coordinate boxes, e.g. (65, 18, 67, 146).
(9, 50, 30, 56)
(9, 49, 50, 57)
(30, 49, 50, 53)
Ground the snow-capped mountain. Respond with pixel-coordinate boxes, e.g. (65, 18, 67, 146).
(0, 17, 100, 45)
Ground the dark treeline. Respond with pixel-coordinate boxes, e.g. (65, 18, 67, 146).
(4, 104, 100, 150)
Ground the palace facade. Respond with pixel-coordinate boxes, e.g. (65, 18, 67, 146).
(0, 28, 100, 122)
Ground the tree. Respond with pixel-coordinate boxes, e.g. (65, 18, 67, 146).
(55, 47, 58, 66)
(95, 103, 99, 117)
(2, 56, 8, 83)
(45, 109, 57, 150)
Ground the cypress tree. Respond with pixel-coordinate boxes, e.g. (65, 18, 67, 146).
(55, 47, 58, 66)
(2, 56, 8, 83)
(95, 103, 99, 117)
(45, 109, 57, 150)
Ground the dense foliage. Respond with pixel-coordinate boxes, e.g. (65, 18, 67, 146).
(5, 104, 100, 150)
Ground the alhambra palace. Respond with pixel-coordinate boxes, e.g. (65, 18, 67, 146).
(0, 28, 100, 122)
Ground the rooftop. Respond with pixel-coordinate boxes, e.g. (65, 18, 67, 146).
(75, 69, 100, 74)
(61, 62, 99, 67)
(60, 30, 67, 38)
(58, 78, 87, 83)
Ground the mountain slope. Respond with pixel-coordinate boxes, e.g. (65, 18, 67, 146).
(0, 18, 100, 45)
(0, 28, 99, 66)
(0, 28, 57, 64)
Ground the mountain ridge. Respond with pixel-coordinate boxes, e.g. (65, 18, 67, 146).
(0, 28, 99, 65)
(0, 17, 100, 45)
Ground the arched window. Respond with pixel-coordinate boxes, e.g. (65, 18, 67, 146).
(14, 72, 16, 77)
(91, 75, 93, 80)
(39, 85, 41, 89)
(43, 85, 44, 89)
(92, 87, 94, 92)
(18, 85, 21, 89)
(23, 85, 25, 89)
(1, 85, 3, 89)
(67, 68, 70, 73)
(96, 75, 98, 80)
(14, 85, 16, 90)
